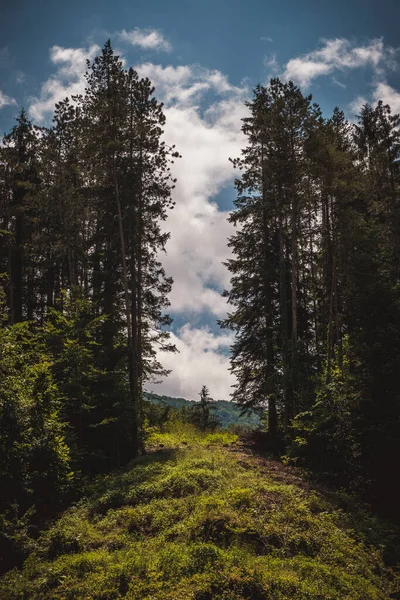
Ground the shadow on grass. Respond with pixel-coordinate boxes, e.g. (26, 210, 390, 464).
(85, 448, 180, 516)
(239, 430, 400, 568)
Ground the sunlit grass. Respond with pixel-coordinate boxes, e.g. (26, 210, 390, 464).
(0, 423, 397, 599)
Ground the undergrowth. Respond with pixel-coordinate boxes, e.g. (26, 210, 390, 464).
(0, 422, 398, 599)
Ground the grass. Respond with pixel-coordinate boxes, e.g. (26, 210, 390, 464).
(0, 422, 398, 599)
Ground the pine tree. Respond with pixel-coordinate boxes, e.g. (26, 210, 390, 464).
(221, 80, 320, 437)
(77, 42, 178, 457)
(189, 385, 220, 431)
(1, 109, 40, 323)
(123, 70, 178, 449)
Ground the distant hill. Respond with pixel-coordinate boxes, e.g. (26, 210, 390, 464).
(144, 392, 261, 429)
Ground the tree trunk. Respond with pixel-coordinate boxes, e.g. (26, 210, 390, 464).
(12, 212, 23, 322)
(290, 192, 298, 418)
(136, 140, 144, 454)
(279, 205, 290, 430)
(261, 143, 278, 439)
(322, 188, 334, 382)
(114, 161, 137, 456)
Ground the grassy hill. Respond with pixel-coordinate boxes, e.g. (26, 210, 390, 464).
(1, 423, 398, 599)
(144, 392, 261, 429)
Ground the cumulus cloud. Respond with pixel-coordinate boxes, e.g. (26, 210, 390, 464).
(135, 62, 248, 317)
(149, 325, 235, 399)
(349, 78, 400, 119)
(28, 44, 100, 121)
(132, 61, 248, 397)
(372, 82, 400, 113)
(119, 28, 172, 52)
(282, 37, 390, 87)
(135, 62, 245, 106)
(0, 89, 16, 109)
(278, 37, 400, 122)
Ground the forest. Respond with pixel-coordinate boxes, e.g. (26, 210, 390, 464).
(0, 41, 400, 598)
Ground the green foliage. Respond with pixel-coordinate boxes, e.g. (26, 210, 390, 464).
(220, 79, 322, 435)
(186, 386, 221, 431)
(222, 81, 400, 513)
(0, 298, 72, 571)
(0, 426, 397, 599)
(0, 41, 178, 467)
(0, 319, 73, 512)
(146, 420, 238, 449)
(0, 288, 136, 572)
(43, 289, 135, 471)
(287, 336, 363, 486)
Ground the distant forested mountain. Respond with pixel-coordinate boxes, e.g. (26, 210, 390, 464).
(144, 392, 261, 429)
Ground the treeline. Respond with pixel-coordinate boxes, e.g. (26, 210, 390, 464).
(221, 79, 400, 515)
(144, 392, 261, 428)
(0, 41, 178, 565)
(145, 386, 220, 432)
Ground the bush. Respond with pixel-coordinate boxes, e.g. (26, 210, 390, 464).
(0, 315, 72, 572)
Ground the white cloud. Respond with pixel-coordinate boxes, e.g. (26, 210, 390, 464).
(0, 89, 16, 109)
(264, 53, 279, 78)
(372, 81, 400, 113)
(284, 59, 331, 87)
(119, 28, 172, 52)
(282, 37, 389, 87)
(135, 62, 248, 317)
(28, 44, 100, 122)
(150, 325, 235, 399)
(133, 61, 249, 397)
(349, 94, 368, 116)
(332, 77, 346, 89)
(135, 62, 244, 106)
(348, 82, 400, 119)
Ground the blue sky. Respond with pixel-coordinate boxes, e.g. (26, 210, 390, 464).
(1, 0, 400, 399)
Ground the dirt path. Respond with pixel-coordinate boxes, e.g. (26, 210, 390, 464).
(227, 440, 313, 491)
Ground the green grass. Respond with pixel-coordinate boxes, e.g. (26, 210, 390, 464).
(0, 422, 398, 599)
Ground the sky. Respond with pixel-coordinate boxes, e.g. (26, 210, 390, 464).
(1, 0, 400, 400)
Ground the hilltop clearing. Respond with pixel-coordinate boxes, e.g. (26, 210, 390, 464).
(1, 424, 398, 600)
